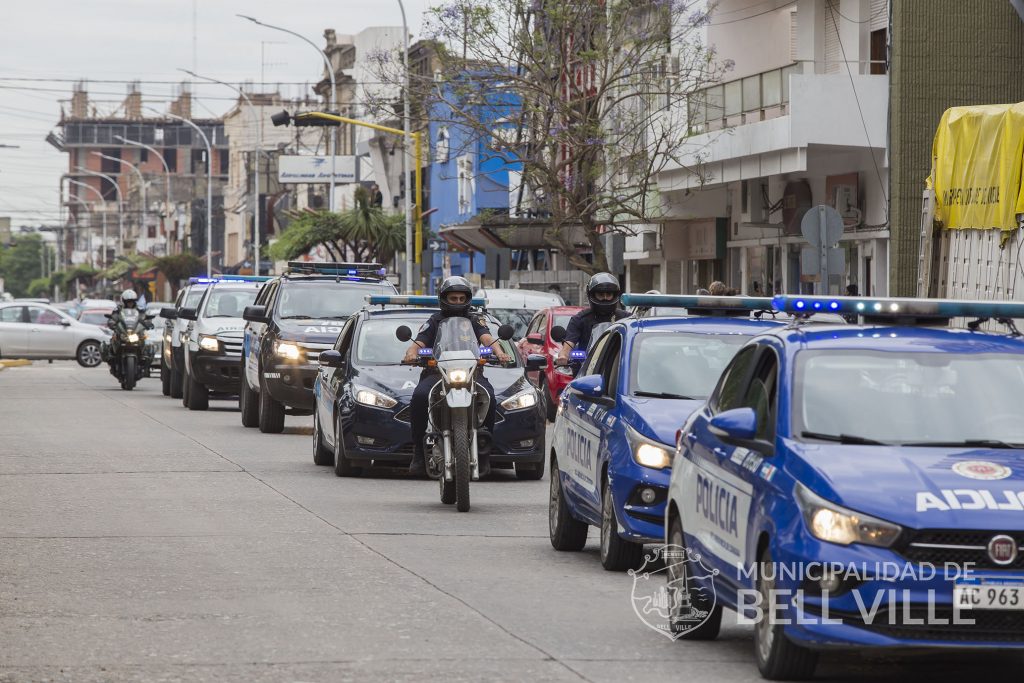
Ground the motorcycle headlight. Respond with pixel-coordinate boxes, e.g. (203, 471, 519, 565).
(626, 424, 672, 470)
(447, 368, 470, 386)
(275, 341, 301, 360)
(501, 389, 538, 411)
(352, 384, 398, 409)
(198, 334, 220, 352)
(795, 483, 902, 548)
(127, 332, 140, 344)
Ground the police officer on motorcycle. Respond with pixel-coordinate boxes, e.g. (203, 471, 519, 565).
(402, 276, 511, 476)
(555, 273, 628, 368)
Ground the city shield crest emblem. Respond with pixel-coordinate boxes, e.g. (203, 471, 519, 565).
(629, 544, 719, 641)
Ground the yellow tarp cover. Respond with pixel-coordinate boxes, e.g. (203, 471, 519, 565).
(929, 103, 1024, 230)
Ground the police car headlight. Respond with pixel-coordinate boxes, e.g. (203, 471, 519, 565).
(199, 334, 220, 352)
(127, 332, 140, 344)
(795, 483, 901, 548)
(501, 389, 537, 411)
(626, 425, 672, 470)
(353, 384, 397, 409)
(275, 341, 301, 360)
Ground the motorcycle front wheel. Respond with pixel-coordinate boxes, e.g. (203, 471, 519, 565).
(452, 412, 471, 512)
(121, 355, 137, 391)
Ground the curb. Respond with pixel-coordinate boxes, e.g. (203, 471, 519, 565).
(0, 359, 32, 371)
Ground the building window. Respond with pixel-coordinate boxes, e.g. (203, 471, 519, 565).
(436, 127, 450, 164)
(870, 28, 887, 75)
(100, 148, 120, 174)
(163, 148, 177, 172)
(191, 149, 207, 175)
(139, 148, 149, 163)
(457, 155, 474, 215)
(100, 177, 118, 202)
(218, 150, 229, 175)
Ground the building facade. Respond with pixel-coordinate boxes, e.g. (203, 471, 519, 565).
(648, 0, 889, 297)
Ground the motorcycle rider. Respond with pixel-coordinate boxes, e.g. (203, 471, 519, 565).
(555, 273, 628, 370)
(402, 276, 511, 477)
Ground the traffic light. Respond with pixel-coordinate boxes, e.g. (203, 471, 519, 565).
(270, 110, 342, 128)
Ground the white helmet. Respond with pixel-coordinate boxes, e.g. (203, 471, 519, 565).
(120, 289, 138, 309)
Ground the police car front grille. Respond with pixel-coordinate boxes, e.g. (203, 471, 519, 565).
(300, 342, 333, 363)
(219, 338, 244, 358)
(805, 604, 1024, 642)
(899, 530, 1024, 570)
(394, 407, 411, 423)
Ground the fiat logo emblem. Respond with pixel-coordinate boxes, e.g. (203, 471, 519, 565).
(988, 535, 1019, 565)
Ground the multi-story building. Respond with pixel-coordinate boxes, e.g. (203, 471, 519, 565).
(649, 0, 889, 296)
(50, 83, 229, 269)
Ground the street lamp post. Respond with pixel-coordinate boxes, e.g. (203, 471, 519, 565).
(75, 166, 124, 259)
(180, 69, 263, 275)
(66, 196, 95, 268)
(68, 179, 107, 268)
(238, 14, 337, 212)
(152, 109, 214, 277)
(93, 152, 147, 250)
(397, 0, 415, 292)
(115, 135, 173, 251)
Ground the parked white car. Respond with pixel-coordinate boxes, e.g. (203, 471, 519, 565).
(0, 301, 108, 367)
(476, 288, 566, 340)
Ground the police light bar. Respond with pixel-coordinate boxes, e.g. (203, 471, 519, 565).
(366, 295, 487, 307)
(286, 261, 386, 277)
(188, 275, 271, 284)
(771, 295, 1024, 320)
(621, 293, 774, 311)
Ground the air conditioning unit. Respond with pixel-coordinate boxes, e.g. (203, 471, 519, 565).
(833, 184, 859, 220)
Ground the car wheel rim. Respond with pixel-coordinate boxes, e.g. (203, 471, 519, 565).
(81, 344, 101, 366)
(755, 560, 775, 661)
(601, 486, 612, 559)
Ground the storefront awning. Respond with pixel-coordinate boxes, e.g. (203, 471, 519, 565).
(439, 216, 590, 251)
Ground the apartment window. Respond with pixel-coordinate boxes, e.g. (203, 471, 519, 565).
(724, 80, 742, 116)
(457, 155, 474, 215)
(218, 150, 229, 175)
(100, 148, 120, 174)
(762, 70, 782, 108)
(870, 29, 887, 75)
(139, 148, 149, 163)
(162, 148, 177, 172)
(742, 76, 761, 112)
(191, 149, 207, 175)
(705, 85, 724, 122)
(100, 177, 118, 202)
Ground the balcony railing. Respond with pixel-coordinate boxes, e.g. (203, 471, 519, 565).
(689, 63, 802, 134)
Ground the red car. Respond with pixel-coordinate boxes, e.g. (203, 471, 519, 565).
(516, 305, 583, 421)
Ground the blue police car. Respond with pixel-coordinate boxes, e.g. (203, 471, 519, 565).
(548, 294, 786, 570)
(666, 295, 1024, 679)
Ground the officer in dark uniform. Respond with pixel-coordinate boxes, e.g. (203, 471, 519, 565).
(402, 276, 510, 476)
(555, 273, 628, 368)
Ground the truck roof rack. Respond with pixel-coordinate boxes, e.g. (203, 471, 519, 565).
(284, 261, 386, 279)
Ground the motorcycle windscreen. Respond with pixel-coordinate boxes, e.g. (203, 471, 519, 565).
(434, 317, 481, 357)
(122, 310, 140, 328)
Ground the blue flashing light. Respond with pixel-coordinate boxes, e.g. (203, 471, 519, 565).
(418, 347, 433, 356)
(772, 295, 1024, 321)
(367, 295, 487, 307)
(621, 293, 774, 311)
(479, 346, 493, 356)
(569, 349, 587, 360)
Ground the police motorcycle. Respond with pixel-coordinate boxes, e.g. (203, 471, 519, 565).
(103, 298, 156, 391)
(396, 319, 516, 512)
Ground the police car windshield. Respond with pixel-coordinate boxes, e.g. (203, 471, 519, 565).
(202, 288, 258, 318)
(356, 318, 427, 365)
(183, 287, 206, 309)
(277, 282, 390, 320)
(630, 332, 748, 399)
(796, 351, 1024, 445)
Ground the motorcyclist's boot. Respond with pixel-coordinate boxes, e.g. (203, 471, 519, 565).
(407, 446, 427, 477)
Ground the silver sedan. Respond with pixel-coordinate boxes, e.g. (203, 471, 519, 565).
(0, 302, 109, 367)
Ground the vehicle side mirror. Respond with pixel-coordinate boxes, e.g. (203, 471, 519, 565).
(103, 312, 114, 319)
(319, 350, 344, 368)
(178, 307, 198, 321)
(146, 311, 157, 319)
(569, 373, 604, 398)
(550, 325, 567, 343)
(395, 325, 413, 342)
(526, 353, 546, 371)
(60, 319, 72, 327)
(525, 333, 544, 345)
(160, 307, 177, 320)
(708, 407, 774, 456)
(242, 305, 269, 323)
(497, 324, 515, 341)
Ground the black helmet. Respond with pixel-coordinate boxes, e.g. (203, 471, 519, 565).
(120, 289, 138, 309)
(586, 272, 620, 316)
(438, 276, 473, 318)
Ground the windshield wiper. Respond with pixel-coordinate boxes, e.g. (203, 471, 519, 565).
(902, 439, 1020, 449)
(800, 431, 887, 445)
(633, 390, 697, 400)
(279, 315, 315, 319)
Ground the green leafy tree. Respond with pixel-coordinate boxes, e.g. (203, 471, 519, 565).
(155, 254, 204, 296)
(0, 234, 45, 297)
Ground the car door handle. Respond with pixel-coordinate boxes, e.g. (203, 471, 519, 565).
(713, 447, 727, 458)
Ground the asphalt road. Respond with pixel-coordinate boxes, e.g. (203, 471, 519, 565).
(2, 363, 1022, 682)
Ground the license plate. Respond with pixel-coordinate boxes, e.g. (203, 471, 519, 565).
(954, 582, 1024, 611)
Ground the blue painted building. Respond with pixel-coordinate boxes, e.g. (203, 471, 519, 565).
(425, 78, 520, 293)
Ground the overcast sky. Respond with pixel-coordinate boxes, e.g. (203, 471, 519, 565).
(0, 0, 433, 227)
